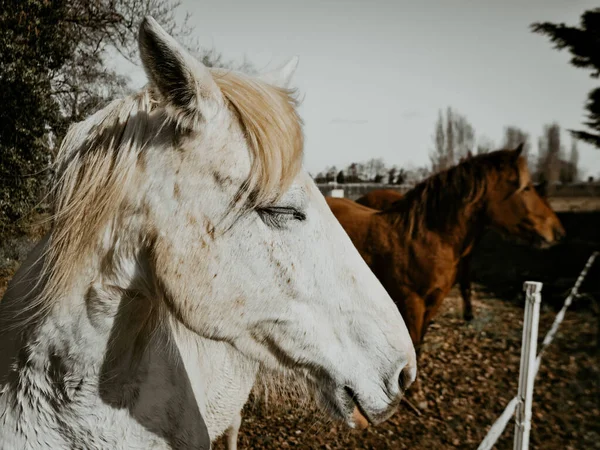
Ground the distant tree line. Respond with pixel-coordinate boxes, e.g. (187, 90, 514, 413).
(313, 160, 430, 186)
(430, 107, 475, 172)
(314, 108, 581, 188)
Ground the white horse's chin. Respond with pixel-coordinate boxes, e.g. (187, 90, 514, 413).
(313, 382, 400, 430)
(311, 384, 351, 424)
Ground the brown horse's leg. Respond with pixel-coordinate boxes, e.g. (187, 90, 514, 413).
(458, 255, 474, 321)
(398, 293, 426, 354)
(421, 290, 448, 344)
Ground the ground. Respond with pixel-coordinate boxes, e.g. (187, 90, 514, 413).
(214, 289, 599, 450)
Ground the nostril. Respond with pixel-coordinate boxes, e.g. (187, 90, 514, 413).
(399, 365, 416, 392)
(554, 227, 566, 242)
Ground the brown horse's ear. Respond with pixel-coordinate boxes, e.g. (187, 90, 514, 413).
(514, 143, 524, 157)
(536, 180, 548, 198)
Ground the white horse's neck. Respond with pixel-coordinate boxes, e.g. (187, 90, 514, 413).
(0, 235, 258, 449)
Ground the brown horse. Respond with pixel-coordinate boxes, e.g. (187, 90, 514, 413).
(356, 189, 405, 210)
(356, 188, 479, 322)
(327, 145, 565, 349)
(355, 179, 551, 322)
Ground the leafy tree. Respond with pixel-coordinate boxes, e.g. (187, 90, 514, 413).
(325, 166, 338, 183)
(346, 163, 360, 182)
(445, 107, 455, 166)
(569, 138, 580, 181)
(431, 110, 446, 172)
(503, 126, 531, 154)
(455, 114, 475, 161)
(356, 162, 367, 182)
(0, 0, 74, 232)
(476, 136, 495, 155)
(430, 107, 476, 172)
(336, 170, 346, 184)
(502, 126, 537, 168)
(313, 172, 327, 183)
(387, 167, 397, 185)
(536, 123, 562, 186)
(414, 166, 431, 183)
(1, 0, 253, 233)
(559, 138, 580, 183)
(364, 158, 386, 182)
(532, 8, 600, 147)
(395, 168, 407, 185)
(51, 0, 238, 125)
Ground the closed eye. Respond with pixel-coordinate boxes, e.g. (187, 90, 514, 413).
(256, 206, 306, 228)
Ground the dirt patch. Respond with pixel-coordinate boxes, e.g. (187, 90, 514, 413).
(214, 291, 599, 450)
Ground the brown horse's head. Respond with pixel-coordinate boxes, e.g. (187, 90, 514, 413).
(485, 144, 565, 248)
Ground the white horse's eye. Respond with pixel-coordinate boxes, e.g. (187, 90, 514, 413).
(256, 206, 306, 229)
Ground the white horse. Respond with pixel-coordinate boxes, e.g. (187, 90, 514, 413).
(0, 17, 416, 449)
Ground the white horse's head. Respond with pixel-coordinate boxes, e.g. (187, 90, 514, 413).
(47, 17, 416, 428)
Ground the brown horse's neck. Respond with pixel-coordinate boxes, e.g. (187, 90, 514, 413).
(377, 166, 493, 258)
(445, 199, 488, 256)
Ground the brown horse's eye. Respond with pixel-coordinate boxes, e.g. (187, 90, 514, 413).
(523, 185, 532, 192)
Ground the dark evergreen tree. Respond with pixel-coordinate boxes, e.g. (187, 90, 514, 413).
(532, 8, 600, 147)
(395, 168, 407, 185)
(387, 167, 397, 185)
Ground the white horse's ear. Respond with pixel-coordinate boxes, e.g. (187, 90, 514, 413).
(259, 56, 299, 88)
(138, 16, 222, 129)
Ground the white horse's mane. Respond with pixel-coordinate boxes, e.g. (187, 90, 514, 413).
(21, 69, 304, 327)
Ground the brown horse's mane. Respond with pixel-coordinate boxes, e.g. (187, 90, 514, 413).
(380, 150, 518, 237)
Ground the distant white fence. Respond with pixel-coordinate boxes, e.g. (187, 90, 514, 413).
(316, 182, 600, 201)
(316, 184, 412, 200)
(477, 252, 599, 450)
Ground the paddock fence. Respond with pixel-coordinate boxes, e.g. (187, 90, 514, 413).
(477, 252, 599, 450)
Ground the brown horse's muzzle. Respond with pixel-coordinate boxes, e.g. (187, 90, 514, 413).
(536, 223, 565, 249)
(553, 225, 566, 243)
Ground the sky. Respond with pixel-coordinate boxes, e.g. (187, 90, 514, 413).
(116, 0, 600, 178)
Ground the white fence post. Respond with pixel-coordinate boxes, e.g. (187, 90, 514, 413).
(514, 281, 542, 450)
(478, 252, 597, 450)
